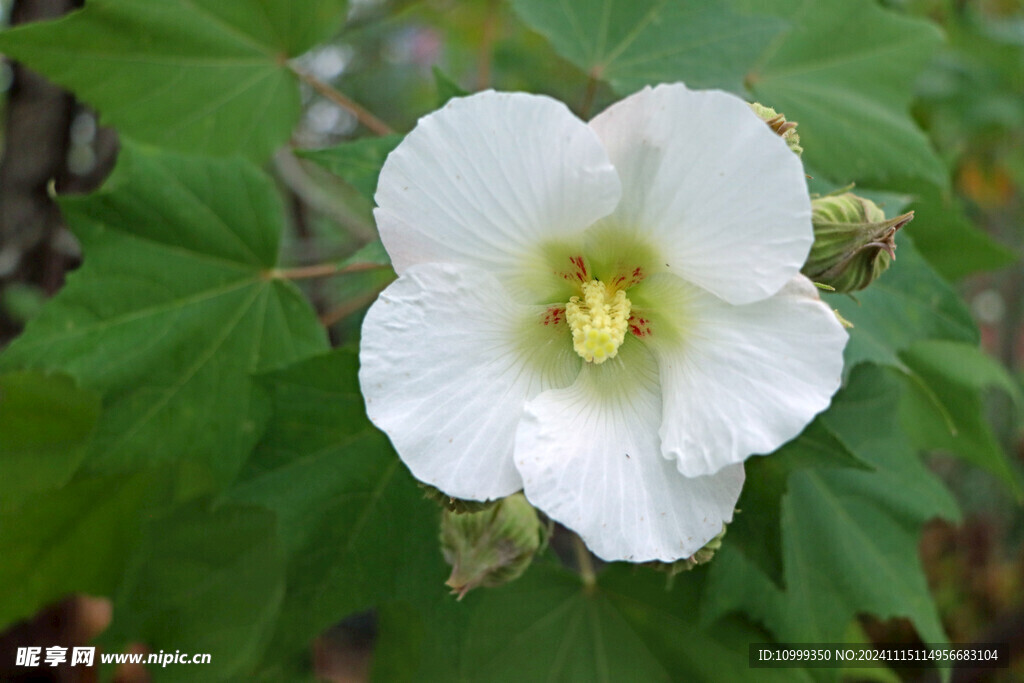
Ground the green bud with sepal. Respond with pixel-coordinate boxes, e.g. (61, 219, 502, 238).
(750, 102, 803, 156)
(419, 482, 497, 514)
(440, 492, 545, 599)
(802, 193, 914, 293)
(644, 523, 728, 579)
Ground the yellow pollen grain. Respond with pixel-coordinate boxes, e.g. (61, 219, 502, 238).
(565, 280, 631, 364)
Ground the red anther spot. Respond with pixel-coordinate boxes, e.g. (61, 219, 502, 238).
(625, 266, 646, 286)
(542, 306, 565, 326)
(628, 314, 651, 337)
(570, 255, 588, 281)
(556, 255, 589, 283)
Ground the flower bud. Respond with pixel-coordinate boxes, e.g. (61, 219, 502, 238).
(644, 524, 728, 578)
(750, 102, 803, 156)
(419, 482, 496, 514)
(440, 493, 544, 599)
(803, 193, 914, 293)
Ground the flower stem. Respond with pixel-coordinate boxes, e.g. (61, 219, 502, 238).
(571, 533, 597, 592)
(274, 149, 377, 243)
(268, 261, 386, 281)
(580, 72, 600, 120)
(288, 63, 394, 136)
(319, 288, 386, 326)
(475, 0, 500, 90)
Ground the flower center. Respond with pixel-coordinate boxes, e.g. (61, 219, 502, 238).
(565, 280, 631, 364)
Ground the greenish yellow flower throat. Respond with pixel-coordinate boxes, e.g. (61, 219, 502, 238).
(565, 280, 631, 364)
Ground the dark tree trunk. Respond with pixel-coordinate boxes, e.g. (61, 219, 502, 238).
(0, 0, 79, 258)
(0, 0, 92, 344)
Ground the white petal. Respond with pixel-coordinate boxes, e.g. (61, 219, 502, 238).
(514, 340, 744, 562)
(588, 83, 812, 305)
(643, 273, 847, 477)
(359, 262, 580, 501)
(375, 91, 621, 297)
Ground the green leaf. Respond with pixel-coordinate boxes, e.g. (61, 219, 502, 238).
(601, 568, 809, 683)
(509, 0, 785, 93)
(0, 371, 100, 507)
(0, 471, 170, 628)
(341, 239, 392, 268)
(0, 0, 348, 159)
(904, 341, 1021, 403)
(433, 66, 468, 106)
(512, 0, 944, 189)
(312, 241, 395, 323)
(241, 348, 371, 476)
(905, 185, 1016, 280)
(827, 233, 977, 374)
(107, 501, 286, 682)
(740, 0, 947, 188)
(899, 340, 1023, 499)
(226, 350, 441, 662)
(380, 563, 805, 682)
(455, 567, 671, 681)
(297, 134, 404, 201)
(729, 419, 868, 587)
(0, 145, 327, 495)
(371, 602, 426, 683)
(1, 283, 48, 324)
(705, 364, 959, 649)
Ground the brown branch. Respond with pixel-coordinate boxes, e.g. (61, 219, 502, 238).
(319, 288, 386, 327)
(273, 149, 376, 243)
(475, 0, 500, 90)
(288, 64, 394, 136)
(267, 261, 386, 281)
(571, 533, 597, 592)
(580, 71, 600, 120)
(0, 0, 86, 344)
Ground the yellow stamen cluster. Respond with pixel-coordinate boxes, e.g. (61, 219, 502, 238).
(565, 280, 631, 364)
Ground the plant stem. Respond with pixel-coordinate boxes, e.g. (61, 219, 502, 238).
(475, 0, 500, 90)
(274, 149, 377, 243)
(288, 64, 394, 136)
(572, 533, 597, 591)
(268, 261, 385, 281)
(580, 73, 599, 120)
(319, 288, 386, 327)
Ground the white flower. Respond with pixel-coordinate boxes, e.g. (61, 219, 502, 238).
(359, 84, 847, 562)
